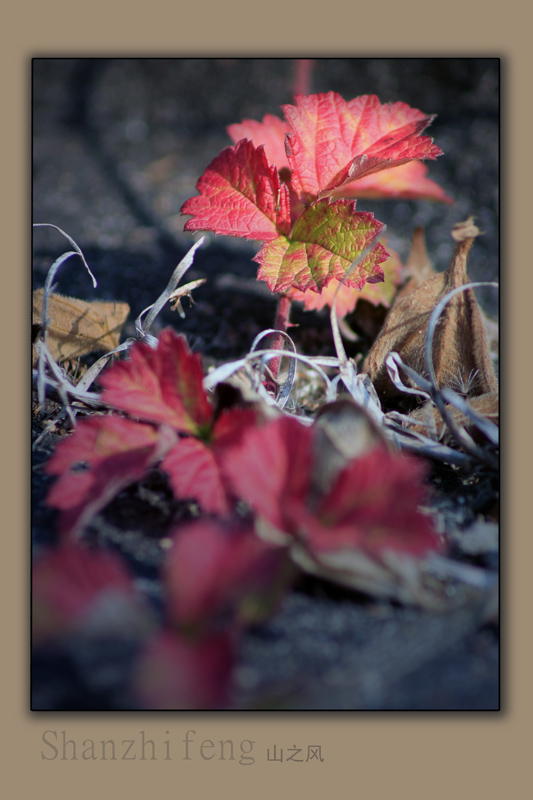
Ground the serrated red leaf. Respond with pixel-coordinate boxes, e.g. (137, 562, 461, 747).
(45, 416, 175, 537)
(163, 519, 291, 632)
(254, 199, 388, 293)
(227, 114, 291, 171)
(100, 330, 212, 435)
(132, 629, 235, 710)
(181, 139, 291, 240)
(283, 93, 443, 201)
(222, 415, 313, 532)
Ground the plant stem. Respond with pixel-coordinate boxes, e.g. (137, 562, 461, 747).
(292, 59, 314, 97)
(266, 294, 292, 393)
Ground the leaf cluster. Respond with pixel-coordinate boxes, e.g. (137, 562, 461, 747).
(182, 92, 451, 310)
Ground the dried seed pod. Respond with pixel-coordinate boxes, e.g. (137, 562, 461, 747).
(365, 218, 498, 402)
(394, 225, 436, 301)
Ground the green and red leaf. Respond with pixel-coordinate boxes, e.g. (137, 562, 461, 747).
(254, 199, 388, 294)
(287, 243, 403, 315)
(181, 139, 291, 240)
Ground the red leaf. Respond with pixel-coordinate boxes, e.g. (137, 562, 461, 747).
(222, 415, 313, 533)
(298, 447, 440, 557)
(223, 416, 440, 558)
(100, 329, 212, 435)
(227, 114, 291, 171)
(163, 519, 291, 632)
(283, 93, 443, 201)
(181, 139, 291, 240)
(161, 407, 258, 515)
(331, 160, 453, 204)
(32, 544, 144, 644)
(254, 199, 388, 293)
(132, 629, 235, 710)
(45, 416, 175, 537)
(161, 437, 231, 515)
(211, 406, 258, 449)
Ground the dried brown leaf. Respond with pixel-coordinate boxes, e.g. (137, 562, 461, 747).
(364, 218, 498, 402)
(33, 289, 130, 363)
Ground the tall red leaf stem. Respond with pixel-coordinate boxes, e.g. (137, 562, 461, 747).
(265, 293, 292, 394)
(292, 59, 314, 97)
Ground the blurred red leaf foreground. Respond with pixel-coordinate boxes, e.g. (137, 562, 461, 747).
(42, 329, 442, 707)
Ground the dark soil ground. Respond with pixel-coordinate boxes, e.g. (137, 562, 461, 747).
(32, 58, 500, 710)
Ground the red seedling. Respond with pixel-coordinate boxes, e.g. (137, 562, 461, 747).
(183, 91, 447, 300)
(182, 91, 448, 382)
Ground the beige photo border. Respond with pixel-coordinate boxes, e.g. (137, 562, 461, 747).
(4, 3, 529, 797)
